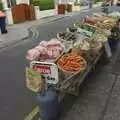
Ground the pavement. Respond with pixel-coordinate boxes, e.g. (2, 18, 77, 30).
(61, 43, 120, 120)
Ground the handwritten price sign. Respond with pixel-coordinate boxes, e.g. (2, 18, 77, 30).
(30, 61, 59, 84)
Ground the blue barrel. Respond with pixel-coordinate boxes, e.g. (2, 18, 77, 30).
(36, 88, 59, 120)
(0, 17, 7, 34)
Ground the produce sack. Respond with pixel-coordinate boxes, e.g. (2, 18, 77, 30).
(25, 68, 44, 92)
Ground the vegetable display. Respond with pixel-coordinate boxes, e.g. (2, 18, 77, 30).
(57, 31, 77, 41)
(91, 32, 108, 43)
(73, 38, 90, 50)
(84, 17, 97, 25)
(75, 17, 115, 37)
(25, 12, 118, 96)
(67, 27, 78, 33)
(96, 18, 116, 30)
(93, 12, 106, 17)
(75, 22, 96, 33)
(57, 52, 87, 73)
(57, 31, 77, 52)
(108, 12, 120, 19)
(26, 39, 64, 61)
(74, 37, 102, 51)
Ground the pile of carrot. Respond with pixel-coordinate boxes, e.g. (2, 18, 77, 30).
(57, 52, 87, 73)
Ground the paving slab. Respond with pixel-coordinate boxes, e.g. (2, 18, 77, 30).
(97, 42, 120, 74)
(103, 76, 120, 120)
(62, 94, 107, 120)
(61, 70, 116, 120)
(101, 46, 120, 75)
(81, 70, 116, 95)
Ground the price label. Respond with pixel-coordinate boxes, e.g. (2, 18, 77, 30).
(30, 61, 59, 85)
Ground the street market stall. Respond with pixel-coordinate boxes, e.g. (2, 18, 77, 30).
(25, 12, 120, 120)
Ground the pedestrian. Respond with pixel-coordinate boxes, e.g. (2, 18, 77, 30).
(108, 18, 120, 49)
(0, 10, 7, 34)
(110, 18, 120, 40)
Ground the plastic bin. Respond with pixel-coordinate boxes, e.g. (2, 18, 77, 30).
(0, 16, 7, 34)
(58, 4, 66, 14)
(36, 88, 59, 120)
(66, 4, 72, 12)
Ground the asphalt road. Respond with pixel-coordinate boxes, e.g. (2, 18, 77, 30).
(0, 6, 119, 120)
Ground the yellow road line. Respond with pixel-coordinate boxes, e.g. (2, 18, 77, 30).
(24, 106, 40, 120)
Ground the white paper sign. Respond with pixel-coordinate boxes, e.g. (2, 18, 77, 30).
(30, 61, 59, 85)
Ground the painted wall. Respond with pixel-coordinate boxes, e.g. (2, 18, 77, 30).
(5, 8, 13, 24)
(113, 0, 118, 4)
(39, 9, 55, 18)
(16, 0, 29, 4)
(2, 0, 8, 9)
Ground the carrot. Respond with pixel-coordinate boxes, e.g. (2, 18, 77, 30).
(57, 52, 87, 73)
